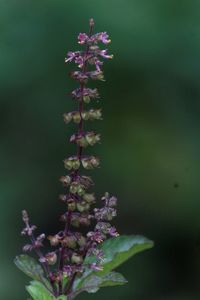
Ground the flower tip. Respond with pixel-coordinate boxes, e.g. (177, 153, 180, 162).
(89, 18, 94, 27)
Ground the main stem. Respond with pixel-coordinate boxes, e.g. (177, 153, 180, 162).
(60, 19, 94, 297)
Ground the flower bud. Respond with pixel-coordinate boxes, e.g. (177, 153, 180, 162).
(71, 253, 83, 264)
(45, 252, 57, 265)
(22, 210, 29, 223)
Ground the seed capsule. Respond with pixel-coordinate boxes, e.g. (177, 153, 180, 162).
(71, 253, 83, 264)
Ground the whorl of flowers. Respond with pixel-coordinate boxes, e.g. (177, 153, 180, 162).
(21, 19, 118, 297)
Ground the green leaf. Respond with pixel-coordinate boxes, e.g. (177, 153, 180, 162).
(81, 272, 127, 294)
(26, 281, 55, 300)
(75, 235, 153, 289)
(14, 255, 52, 291)
(26, 281, 67, 300)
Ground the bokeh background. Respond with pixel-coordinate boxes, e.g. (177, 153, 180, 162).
(1, 0, 200, 299)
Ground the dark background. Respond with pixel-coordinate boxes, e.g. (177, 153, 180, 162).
(1, 0, 200, 299)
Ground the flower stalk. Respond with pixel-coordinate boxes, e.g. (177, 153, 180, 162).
(19, 18, 118, 298)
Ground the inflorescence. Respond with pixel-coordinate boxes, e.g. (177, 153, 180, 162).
(21, 18, 118, 297)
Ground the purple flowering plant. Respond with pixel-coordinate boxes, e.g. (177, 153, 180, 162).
(15, 19, 153, 300)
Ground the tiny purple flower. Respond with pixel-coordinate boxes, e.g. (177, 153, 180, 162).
(100, 32, 111, 44)
(90, 263, 103, 271)
(78, 33, 88, 44)
(99, 49, 113, 59)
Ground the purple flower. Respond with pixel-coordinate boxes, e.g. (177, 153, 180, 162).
(75, 56, 84, 68)
(23, 244, 33, 252)
(65, 51, 77, 63)
(87, 231, 105, 243)
(100, 32, 111, 44)
(78, 33, 88, 44)
(99, 49, 113, 59)
(108, 227, 119, 237)
(21, 225, 37, 236)
(90, 263, 103, 271)
(63, 265, 73, 277)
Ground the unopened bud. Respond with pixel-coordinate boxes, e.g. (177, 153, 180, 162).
(22, 210, 29, 223)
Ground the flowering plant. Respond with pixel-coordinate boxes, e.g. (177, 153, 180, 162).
(15, 19, 153, 300)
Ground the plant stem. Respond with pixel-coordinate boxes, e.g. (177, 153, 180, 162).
(64, 19, 95, 297)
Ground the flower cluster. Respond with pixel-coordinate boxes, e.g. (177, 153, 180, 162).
(20, 19, 118, 297)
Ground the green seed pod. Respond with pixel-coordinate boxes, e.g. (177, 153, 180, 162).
(77, 235, 86, 247)
(48, 235, 60, 246)
(62, 236, 77, 249)
(83, 95, 90, 103)
(71, 253, 83, 264)
(77, 185, 85, 196)
(46, 252, 57, 265)
(63, 159, 73, 170)
(91, 156, 100, 168)
(85, 132, 96, 145)
(72, 159, 80, 170)
(77, 136, 88, 147)
(70, 182, 78, 194)
(72, 112, 81, 123)
(81, 158, 91, 169)
(83, 193, 95, 203)
(63, 113, 72, 124)
(68, 201, 76, 211)
(81, 111, 89, 120)
(93, 109, 102, 119)
(77, 203, 85, 212)
(59, 175, 71, 186)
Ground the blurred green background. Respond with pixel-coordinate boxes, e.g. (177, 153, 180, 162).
(1, 0, 200, 299)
